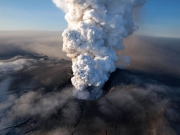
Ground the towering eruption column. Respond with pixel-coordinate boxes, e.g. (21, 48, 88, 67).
(53, 0, 146, 100)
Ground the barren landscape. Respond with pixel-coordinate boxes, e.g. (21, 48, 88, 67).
(0, 32, 180, 135)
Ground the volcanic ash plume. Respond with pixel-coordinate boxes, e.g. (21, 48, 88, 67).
(53, 0, 146, 100)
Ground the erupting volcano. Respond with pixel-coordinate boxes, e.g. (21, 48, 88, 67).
(53, 0, 146, 99)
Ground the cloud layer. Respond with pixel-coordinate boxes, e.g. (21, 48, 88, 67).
(0, 31, 67, 59)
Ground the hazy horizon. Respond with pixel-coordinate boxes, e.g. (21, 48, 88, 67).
(0, 31, 180, 77)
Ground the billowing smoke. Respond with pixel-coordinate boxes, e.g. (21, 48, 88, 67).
(53, 0, 146, 100)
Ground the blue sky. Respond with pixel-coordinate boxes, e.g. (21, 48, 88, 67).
(137, 0, 180, 38)
(0, 0, 67, 30)
(0, 0, 180, 38)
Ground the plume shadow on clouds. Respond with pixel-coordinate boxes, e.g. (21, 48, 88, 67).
(119, 35, 180, 76)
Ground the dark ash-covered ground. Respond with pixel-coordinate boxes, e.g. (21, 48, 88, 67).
(0, 32, 180, 135)
(0, 56, 180, 135)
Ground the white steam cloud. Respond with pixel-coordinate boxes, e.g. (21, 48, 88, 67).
(53, 0, 146, 100)
(0, 59, 28, 73)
